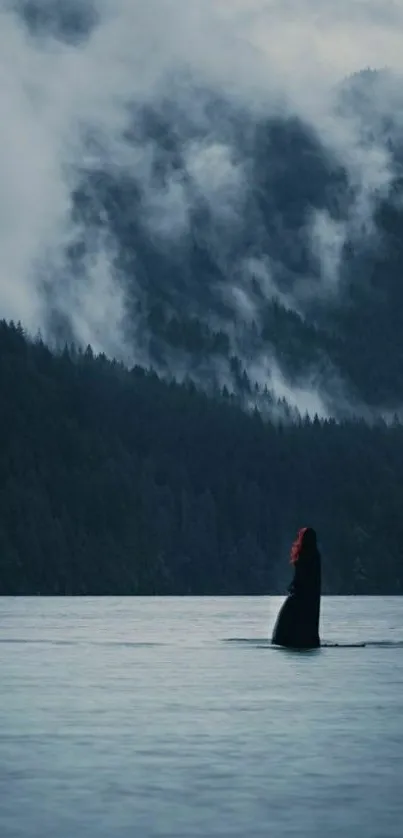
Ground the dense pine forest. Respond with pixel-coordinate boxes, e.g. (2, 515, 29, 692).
(2, 5, 403, 596)
(1, 319, 402, 596)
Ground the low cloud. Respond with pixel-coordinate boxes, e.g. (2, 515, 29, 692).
(1, 0, 403, 414)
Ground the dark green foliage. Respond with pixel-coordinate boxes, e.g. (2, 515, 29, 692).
(1, 319, 403, 595)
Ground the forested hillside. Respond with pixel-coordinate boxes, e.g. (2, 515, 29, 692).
(6, 0, 403, 418)
(43, 66, 403, 415)
(1, 320, 402, 596)
(3, 5, 403, 596)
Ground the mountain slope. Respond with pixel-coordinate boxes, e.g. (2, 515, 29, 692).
(3, 1, 403, 417)
(51, 69, 403, 416)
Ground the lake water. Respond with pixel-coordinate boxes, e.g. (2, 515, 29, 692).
(1, 596, 403, 838)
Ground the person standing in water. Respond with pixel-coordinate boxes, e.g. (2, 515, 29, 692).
(271, 527, 321, 649)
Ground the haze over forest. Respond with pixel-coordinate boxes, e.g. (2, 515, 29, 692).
(3, 0, 403, 415)
(2, 0, 403, 594)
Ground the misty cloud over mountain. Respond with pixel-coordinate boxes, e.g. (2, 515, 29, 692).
(2, 0, 403, 417)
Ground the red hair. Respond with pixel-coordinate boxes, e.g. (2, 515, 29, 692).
(290, 527, 309, 564)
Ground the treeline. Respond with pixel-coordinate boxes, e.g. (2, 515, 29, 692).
(0, 319, 402, 595)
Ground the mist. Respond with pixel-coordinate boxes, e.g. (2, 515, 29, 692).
(1, 0, 403, 415)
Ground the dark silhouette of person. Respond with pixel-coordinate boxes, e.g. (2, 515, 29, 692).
(271, 527, 321, 649)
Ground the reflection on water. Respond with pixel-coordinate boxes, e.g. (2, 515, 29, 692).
(1, 596, 403, 838)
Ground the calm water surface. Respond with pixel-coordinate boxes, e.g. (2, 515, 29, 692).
(1, 596, 403, 838)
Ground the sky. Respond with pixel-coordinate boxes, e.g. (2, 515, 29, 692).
(1, 0, 403, 413)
